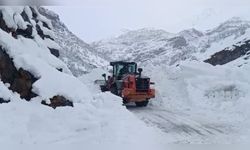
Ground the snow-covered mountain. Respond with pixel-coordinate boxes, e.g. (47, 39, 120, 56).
(38, 7, 108, 76)
(92, 17, 250, 67)
(92, 28, 179, 64)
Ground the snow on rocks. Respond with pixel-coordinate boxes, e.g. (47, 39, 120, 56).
(0, 48, 38, 100)
(0, 80, 21, 103)
(14, 13, 28, 30)
(0, 6, 92, 106)
(0, 7, 20, 30)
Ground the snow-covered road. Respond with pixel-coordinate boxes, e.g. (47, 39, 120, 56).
(80, 66, 250, 144)
(128, 105, 237, 144)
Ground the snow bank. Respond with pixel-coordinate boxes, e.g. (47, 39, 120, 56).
(147, 60, 250, 111)
(141, 60, 250, 143)
(0, 91, 166, 148)
(179, 61, 249, 109)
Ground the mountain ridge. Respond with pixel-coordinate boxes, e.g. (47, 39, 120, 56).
(92, 17, 250, 67)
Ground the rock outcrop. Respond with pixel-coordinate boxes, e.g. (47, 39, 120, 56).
(0, 7, 73, 108)
(0, 11, 12, 33)
(0, 48, 38, 100)
(49, 48, 60, 57)
(204, 40, 250, 66)
(41, 96, 73, 109)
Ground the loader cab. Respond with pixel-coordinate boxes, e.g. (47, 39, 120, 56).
(110, 61, 137, 79)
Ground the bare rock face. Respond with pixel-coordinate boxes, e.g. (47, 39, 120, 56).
(0, 11, 12, 33)
(0, 48, 38, 101)
(15, 25, 33, 39)
(49, 48, 60, 57)
(10, 68, 38, 100)
(204, 40, 250, 66)
(41, 96, 73, 109)
(36, 24, 53, 40)
(0, 48, 18, 84)
(20, 10, 31, 23)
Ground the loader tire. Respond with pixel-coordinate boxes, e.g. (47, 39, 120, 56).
(135, 100, 149, 107)
(110, 86, 118, 96)
(100, 85, 108, 92)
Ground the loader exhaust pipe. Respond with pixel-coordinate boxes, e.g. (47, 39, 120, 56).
(138, 68, 143, 78)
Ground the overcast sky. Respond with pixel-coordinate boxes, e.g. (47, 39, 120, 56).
(47, 0, 250, 42)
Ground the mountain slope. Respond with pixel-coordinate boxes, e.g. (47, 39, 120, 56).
(92, 28, 179, 64)
(38, 7, 108, 76)
(92, 17, 250, 67)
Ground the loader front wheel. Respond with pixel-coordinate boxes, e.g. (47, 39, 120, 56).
(135, 100, 149, 107)
(110, 85, 118, 96)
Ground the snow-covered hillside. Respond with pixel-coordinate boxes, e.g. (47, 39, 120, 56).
(92, 17, 250, 67)
(0, 6, 167, 148)
(38, 7, 108, 76)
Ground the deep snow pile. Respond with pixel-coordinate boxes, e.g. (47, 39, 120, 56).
(0, 91, 167, 148)
(148, 61, 250, 110)
(0, 7, 166, 147)
(143, 60, 250, 143)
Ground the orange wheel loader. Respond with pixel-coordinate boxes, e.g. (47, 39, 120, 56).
(99, 61, 155, 107)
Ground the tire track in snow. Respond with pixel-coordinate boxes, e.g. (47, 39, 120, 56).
(128, 105, 232, 143)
